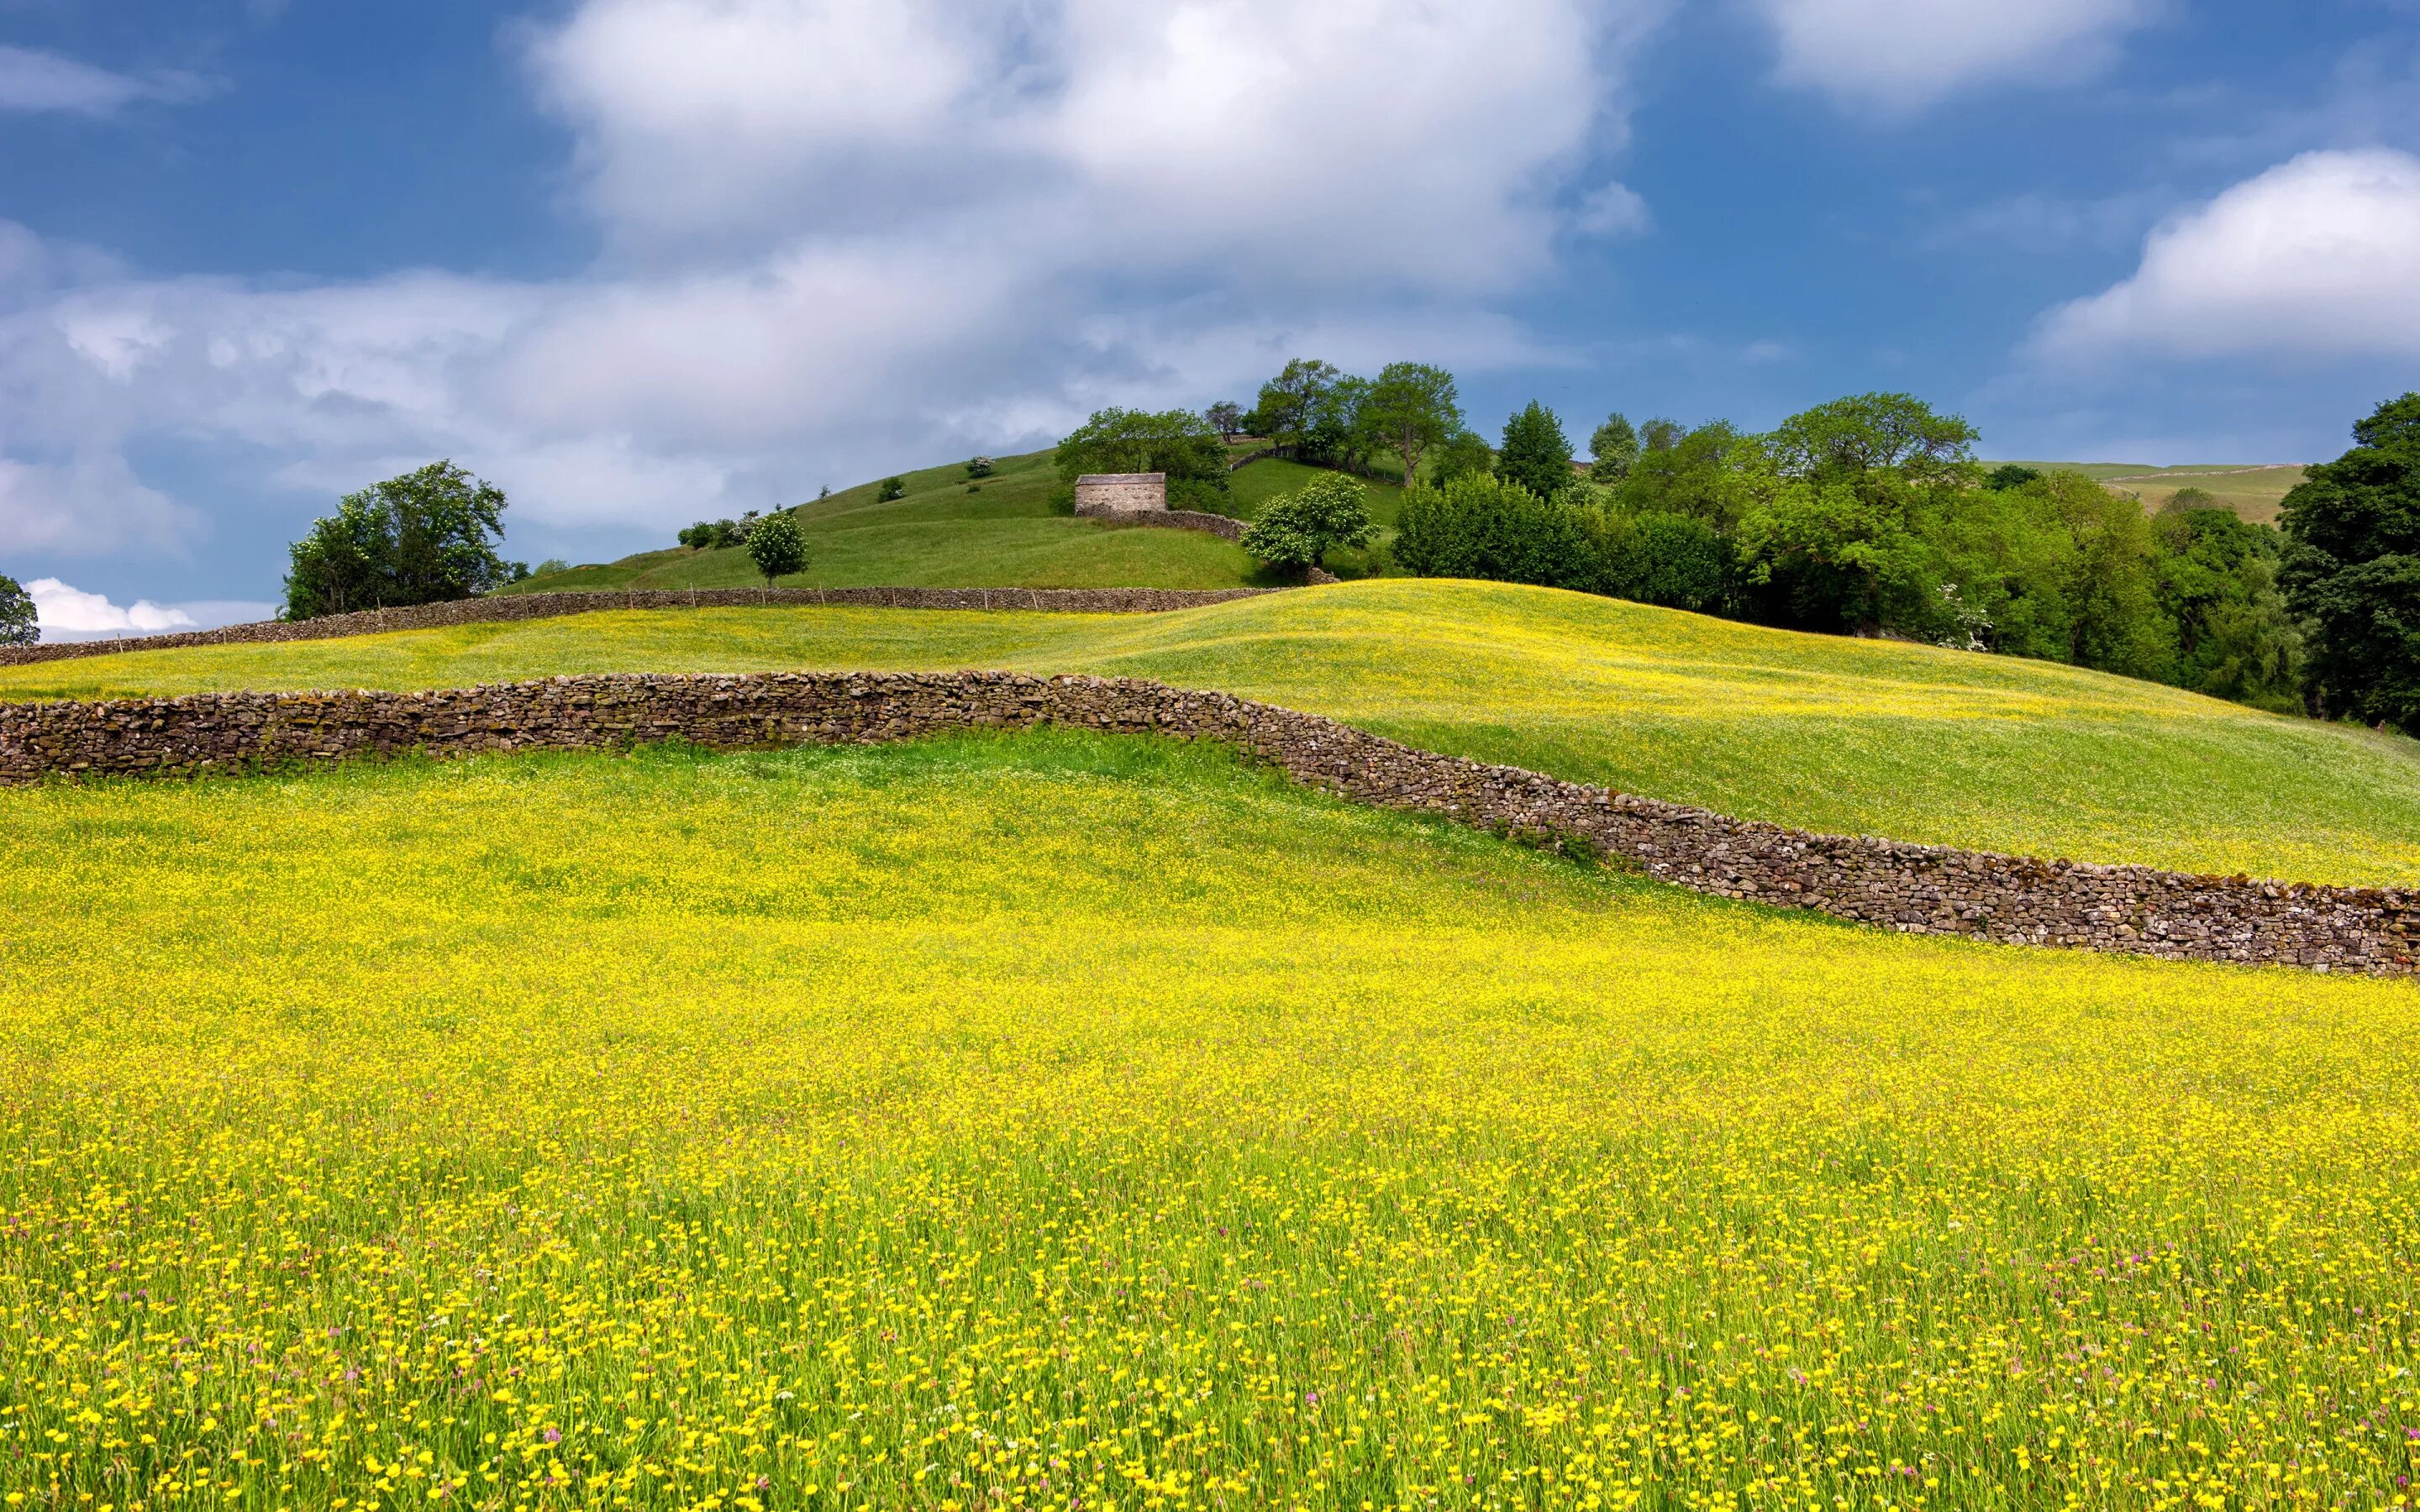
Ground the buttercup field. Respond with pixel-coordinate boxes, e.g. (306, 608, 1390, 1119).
(6, 3, 2420, 1509)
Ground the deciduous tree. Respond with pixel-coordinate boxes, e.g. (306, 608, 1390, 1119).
(1495, 402, 1575, 500)
(0, 574, 34, 646)
(1364, 363, 1461, 486)
(746, 510, 809, 588)
(2281, 392, 2420, 727)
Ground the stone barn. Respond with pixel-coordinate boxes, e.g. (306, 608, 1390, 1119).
(1073, 473, 1167, 515)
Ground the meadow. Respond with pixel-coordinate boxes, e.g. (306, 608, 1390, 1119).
(3, 731, 2417, 1512)
(8, 580, 2418, 887)
(2011, 464, 2307, 525)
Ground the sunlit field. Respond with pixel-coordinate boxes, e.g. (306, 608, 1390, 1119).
(8, 580, 2418, 885)
(3, 732, 2416, 1510)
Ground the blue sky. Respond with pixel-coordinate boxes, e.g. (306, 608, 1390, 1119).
(3, 0, 2417, 633)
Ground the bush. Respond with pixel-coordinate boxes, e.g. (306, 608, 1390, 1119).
(1047, 485, 1077, 517)
(534, 558, 571, 577)
(1394, 472, 1604, 590)
(965, 456, 995, 479)
(744, 510, 809, 587)
(1241, 474, 1375, 573)
(1607, 512, 1733, 613)
(877, 477, 908, 502)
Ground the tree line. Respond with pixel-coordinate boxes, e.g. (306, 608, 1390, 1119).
(1386, 387, 2419, 727)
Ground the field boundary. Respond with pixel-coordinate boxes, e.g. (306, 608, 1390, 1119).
(0, 586, 1284, 669)
(4, 669, 2410, 977)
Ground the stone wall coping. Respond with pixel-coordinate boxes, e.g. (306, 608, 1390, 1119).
(3, 666, 2411, 977)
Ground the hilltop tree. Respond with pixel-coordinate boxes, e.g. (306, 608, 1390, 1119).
(1986, 464, 2042, 492)
(1056, 407, 1228, 488)
(1496, 402, 1576, 500)
(746, 509, 809, 588)
(1588, 412, 1640, 482)
(1206, 401, 1244, 441)
(1363, 363, 1461, 486)
(283, 461, 516, 621)
(1254, 359, 1341, 452)
(2281, 391, 2420, 727)
(1241, 472, 1375, 575)
(0, 573, 34, 646)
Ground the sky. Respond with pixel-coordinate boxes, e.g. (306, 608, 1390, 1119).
(3, 0, 2418, 635)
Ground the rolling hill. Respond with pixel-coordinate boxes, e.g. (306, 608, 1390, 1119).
(8, 578, 2415, 886)
(501, 444, 1409, 596)
(2003, 460, 2307, 523)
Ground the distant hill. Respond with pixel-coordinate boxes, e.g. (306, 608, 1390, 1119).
(1999, 462, 2307, 524)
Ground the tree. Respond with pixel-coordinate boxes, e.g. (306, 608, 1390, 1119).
(1617, 421, 1761, 531)
(1588, 412, 1640, 482)
(283, 461, 514, 621)
(877, 477, 908, 501)
(0, 574, 34, 646)
(1639, 417, 1685, 453)
(1363, 363, 1461, 486)
(1985, 464, 2043, 492)
(1055, 407, 1229, 494)
(746, 510, 809, 587)
(1429, 429, 1494, 487)
(1496, 402, 1575, 500)
(2281, 392, 2420, 727)
(1766, 392, 1980, 491)
(1254, 359, 1341, 452)
(1308, 374, 1375, 472)
(2160, 486, 2218, 513)
(1240, 473, 1375, 574)
(965, 456, 995, 479)
(1207, 402, 1244, 441)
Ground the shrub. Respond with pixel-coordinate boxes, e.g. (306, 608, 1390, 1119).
(744, 510, 809, 587)
(965, 456, 995, 479)
(1395, 472, 1603, 590)
(877, 477, 908, 502)
(1167, 476, 1230, 515)
(1240, 474, 1375, 574)
(1607, 512, 1733, 613)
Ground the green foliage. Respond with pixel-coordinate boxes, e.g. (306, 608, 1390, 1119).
(1616, 421, 1760, 530)
(2281, 391, 2420, 728)
(679, 520, 744, 550)
(1986, 465, 2043, 492)
(1496, 402, 1575, 501)
(1605, 512, 1732, 614)
(1364, 363, 1461, 486)
(2156, 508, 2304, 711)
(744, 510, 809, 587)
(1429, 430, 1494, 487)
(1766, 393, 1981, 491)
(2161, 486, 2217, 512)
(1239, 473, 1375, 572)
(877, 477, 908, 502)
(1055, 407, 1229, 494)
(1253, 359, 1341, 452)
(284, 461, 513, 621)
(1395, 472, 1605, 591)
(0, 574, 34, 647)
(965, 456, 995, 479)
(534, 559, 571, 578)
(1588, 413, 1640, 482)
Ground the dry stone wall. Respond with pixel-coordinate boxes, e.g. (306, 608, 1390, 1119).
(0, 586, 1277, 669)
(1073, 474, 1167, 513)
(3, 669, 2411, 978)
(1088, 509, 1247, 541)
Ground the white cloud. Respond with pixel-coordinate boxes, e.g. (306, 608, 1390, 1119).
(1754, 0, 2161, 113)
(0, 0, 1668, 575)
(24, 578, 205, 641)
(0, 46, 207, 117)
(2033, 150, 2420, 362)
(1574, 182, 1652, 238)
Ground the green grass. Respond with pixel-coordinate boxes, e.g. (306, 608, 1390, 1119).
(4, 731, 2414, 1509)
(505, 448, 1419, 596)
(11, 578, 2417, 886)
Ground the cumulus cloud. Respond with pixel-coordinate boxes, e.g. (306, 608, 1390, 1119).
(15, 578, 274, 643)
(1754, 0, 2161, 113)
(0, 45, 208, 117)
(2033, 150, 2420, 362)
(0, 0, 1668, 562)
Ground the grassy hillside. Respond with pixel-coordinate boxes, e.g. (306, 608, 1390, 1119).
(10, 578, 2417, 886)
(4, 731, 2412, 1509)
(2006, 461, 2307, 523)
(504, 447, 1414, 596)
